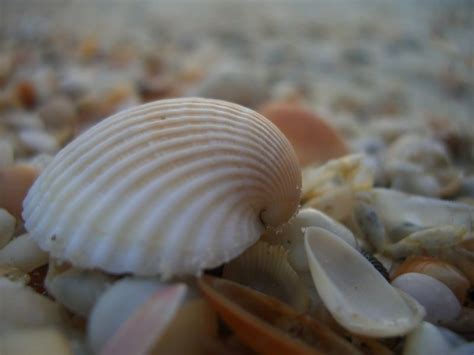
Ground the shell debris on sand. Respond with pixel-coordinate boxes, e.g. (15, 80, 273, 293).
(1, 2, 474, 353)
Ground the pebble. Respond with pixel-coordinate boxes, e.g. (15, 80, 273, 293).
(38, 96, 77, 129)
(0, 140, 14, 167)
(18, 129, 59, 154)
(0, 208, 16, 248)
(0, 233, 49, 272)
(392, 272, 462, 324)
(0, 164, 39, 219)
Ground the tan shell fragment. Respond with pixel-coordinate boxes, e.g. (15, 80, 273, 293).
(23, 98, 301, 277)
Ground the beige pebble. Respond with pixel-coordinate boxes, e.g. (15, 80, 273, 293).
(0, 327, 73, 355)
(0, 233, 49, 272)
(18, 129, 59, 154)
(0, 164, 39, 219)
(38, 96, 77, 129)
(0, 208, 16, 249)
(0, 139, 14, 167)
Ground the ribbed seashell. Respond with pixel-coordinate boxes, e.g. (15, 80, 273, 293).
(23, 98, 301, 278)
(222, 241, 310, 312)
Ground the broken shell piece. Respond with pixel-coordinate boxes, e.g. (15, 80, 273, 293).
(439, 307, 474, 339)
(392, 273, 461, 324)
(88, 278, 173, 353)
(392, 256, 470, 304)
(0, 208, 16, 248)
(302, 154, 374, 202)
(0, 278, 66, 332)
(302, 155, 375, 221)
(99, 283, 191, 355)
(354, 201, 387, 253)
(0, 233, 48, 272)
(223, 241, 310, 312)
(263, 208, 357, 273)
(198, 276, 362, 355)
(403, 322, 452, 355)
(384, 225, 468, 259)
(361, 188, 474, 233)
(258, 101, 348, 167)
(0, 164, 39, 219)
(304, 227, 424, 337)
(0, 266, 30, 284)
(23, 98, 301, 278)
(45, 264, 114, 317)
(0, 327, 73, 355)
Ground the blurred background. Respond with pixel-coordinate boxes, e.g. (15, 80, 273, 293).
(0, 0, 473, 163)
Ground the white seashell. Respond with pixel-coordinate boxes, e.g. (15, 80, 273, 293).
(45, 265, 114, 317)
(88, 278, 188, 354)
(384, 225, 468, 259)
(362, 188, 474, 232)
(392, 273, 461, 324)
(305, 226, 425, 337)
(0, 208, 16, 249)
(0, 278, 66, 332)
(0, 327, 73, 355)
(302, 154, 375, 221)
(263, 208, 357, 273)
(223, 241, 310, 312)
(23, 98, 301, 278)
(354, 201, 387, 252)
(0, 233, 48, 272)
(402, 322, 452, 355)
(451, 343, 474, 355)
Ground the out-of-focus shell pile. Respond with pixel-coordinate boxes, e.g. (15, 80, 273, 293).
(1, 2, 474, 355)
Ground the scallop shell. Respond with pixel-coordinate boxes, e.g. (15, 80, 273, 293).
(23, 98, 301, 277)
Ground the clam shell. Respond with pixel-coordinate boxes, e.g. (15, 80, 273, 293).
(304, 227, 425, 337)
(0, 208, 16, 248)
(0, 233, 48, 272)
(222, 241, 310, 312)
(23, 98, 301, 277)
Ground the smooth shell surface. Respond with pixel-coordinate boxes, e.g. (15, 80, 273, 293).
(23, 98, 301, 277)
(304, 227, 425, 337)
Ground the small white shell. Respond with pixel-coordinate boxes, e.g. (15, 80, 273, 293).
(392, 273, 462, 323)
(403, 322, 452, 355)
(0, 278, 66, 332)
(305, 227, 425, 337)
(23, 98, 301, 277)
(0, 233, 48, 272)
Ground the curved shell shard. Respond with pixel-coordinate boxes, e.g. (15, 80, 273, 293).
(304, 226, 425, 337)
(23, 98, 301, 277)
